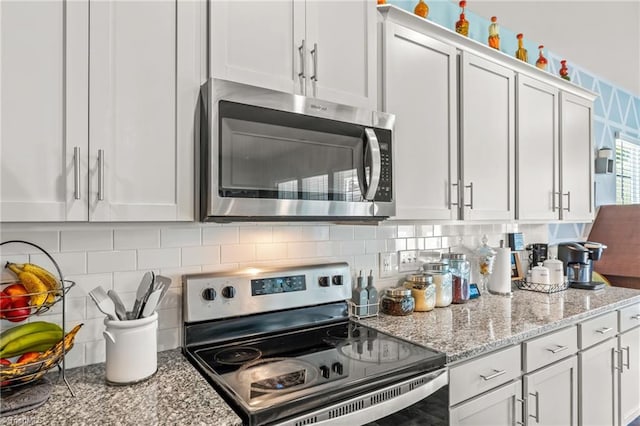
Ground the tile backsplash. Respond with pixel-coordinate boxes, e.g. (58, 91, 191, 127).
(0, 221, 548, 368)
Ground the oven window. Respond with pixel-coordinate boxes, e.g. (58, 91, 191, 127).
(219, 101, 366, 202)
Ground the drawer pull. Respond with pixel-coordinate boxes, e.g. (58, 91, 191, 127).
(632, 314, 640, 320)
(480, 369, 506, 381)
(546, 345, 569, 354)
(596, 327, 613, 334)
(622, 346, 631, 370)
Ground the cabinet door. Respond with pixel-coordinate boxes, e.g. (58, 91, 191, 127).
(460, 52, 515, 221)
(89, 0, 201, 221)
(516, 75, 559, 221)
(524, 356, 577, 426)
(210, 0, 304, 95)
(559, 92, 594, 221)
(381, 23, 458, 220)
(305, 0, 376, 109)
(0, 0, 88, 222)
(450, 380, 522, 425)
(579, 338, 618, 426)
(619, 327, 640, 425)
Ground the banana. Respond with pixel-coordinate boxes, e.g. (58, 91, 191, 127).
(22, 263, 61, 302)
(5, 263, 49, 307)
(0, 321, 62, 353)
(37, 323, 83, 369)
(0, 330, 63, 359)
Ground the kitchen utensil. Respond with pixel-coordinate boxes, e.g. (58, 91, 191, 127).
(141, 289, 163, 318)
(131, 271, 155, 320)
(154, 275, 172, 306)
(89, 286, 118, 321)
(107, 289, 128, 321)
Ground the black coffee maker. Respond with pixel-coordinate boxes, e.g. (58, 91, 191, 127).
(526, 243, 548, 269)
(557, 241, 607, 290)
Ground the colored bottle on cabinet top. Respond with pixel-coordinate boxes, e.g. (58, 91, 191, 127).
(515, 33, 528, 63)
(455, 1, 469, 36)
(377, 0, 386, 5)
(559, 60, 571, 80)
(536, 45, 548, 70)
(414, 0, 429, 18)
(488, 16, 500, 50)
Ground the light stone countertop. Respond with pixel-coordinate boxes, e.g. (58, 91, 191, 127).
(2, 286, 639, 424)
(361, 285, 640, 363)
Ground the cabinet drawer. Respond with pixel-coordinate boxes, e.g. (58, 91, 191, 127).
(578, 311, 617, 349)
(619, 303, 640, 333)
(523, 326, 577, 372)
(450, 345, 521, 406)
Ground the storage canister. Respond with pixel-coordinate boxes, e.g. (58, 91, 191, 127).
(444, 253, 471, 304)
(380, 287, 415, 316)
(423, 262, 452, 307)
(404, 273, 436, 312)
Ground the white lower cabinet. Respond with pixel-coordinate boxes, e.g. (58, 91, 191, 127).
(450, 380, 522, 425)
(523, 356, 578, 425)
(618, 312, 640, 425)
(579, 338, 618, 426)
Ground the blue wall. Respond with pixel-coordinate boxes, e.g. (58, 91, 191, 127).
(386, 0, 640, 208)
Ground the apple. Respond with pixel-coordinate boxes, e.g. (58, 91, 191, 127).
(16, 352, 40, 365)
(0, 293, 11, 316)
(2, 283, 29, 307)
(4, 306, 31, 322)
(0, 358, 10, 366)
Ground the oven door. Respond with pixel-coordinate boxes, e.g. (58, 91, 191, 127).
(279, 368, 449, 426)
(199, 78, 395, 222)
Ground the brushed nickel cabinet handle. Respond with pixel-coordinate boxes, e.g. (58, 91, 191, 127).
(614, 349, 623, 372)
(596, 327, 613, 334)
(450, 182, 460, 207)
(562, 191, 571, 211)
(310, 42, 318, 97)
(298, 40, 306, 95)
(514, 397, 525, 426)
(552, 191, 560, 212)
(622, 346, 630, 370)
(464, 182, 474, 209)
(631, 314, 640, 320)
(98, 149, 105, 201)
(480, 368, 506, 381)
(546, 345, 569, 354)
(529, 391, 540, 423)
(73, 147, 81, 200)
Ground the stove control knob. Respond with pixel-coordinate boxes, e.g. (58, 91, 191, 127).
(332, 362, 343, 375)
(319, 365, 330, 379)
(222, 286, 236, 299)
(202, 287, 217, 301)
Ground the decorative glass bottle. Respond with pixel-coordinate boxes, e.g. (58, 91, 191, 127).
(536, 45, 548, 70)
(414, 0, 429, 18)
(455, 1, 469, 36)
(515, 33, 528, 63)
(559, 60, 571, 81)
(475, 235, 496, 293)
(488, 16, 500, 50)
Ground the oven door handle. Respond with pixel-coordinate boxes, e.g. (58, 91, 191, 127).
(363, 128, 381, 201)
(280, 368, 448, 426)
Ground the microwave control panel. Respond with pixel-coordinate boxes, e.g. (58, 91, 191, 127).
(374, 130, 392, 202)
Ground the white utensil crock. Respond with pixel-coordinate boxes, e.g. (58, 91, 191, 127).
(103, 312, 158, 385)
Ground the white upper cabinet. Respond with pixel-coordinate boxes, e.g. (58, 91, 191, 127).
(560, 92, 594, 221)
(460, 52, 515, 221)
(0, 0, 88, 222)
(89, 0, 202, 221)
(516, 75, 559, 221)
(0, 0, 203, 222)
(210, 0, 376, 110)
(381, 23, 458, 220)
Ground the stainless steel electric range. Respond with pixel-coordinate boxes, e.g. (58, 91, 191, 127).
(182, 263, 448, 426)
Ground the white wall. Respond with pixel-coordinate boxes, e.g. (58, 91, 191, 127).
(467, 0, 640, 95)
(0, 221, 547, 367)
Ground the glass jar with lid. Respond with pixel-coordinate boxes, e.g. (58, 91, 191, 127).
(403, 273, 436, 312)
(443, 253, 471, 304)
(380, 287, 415, 316)
(423, 262, 452, 307)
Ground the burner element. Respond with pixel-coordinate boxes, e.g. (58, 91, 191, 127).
(214, 347, 262, 365)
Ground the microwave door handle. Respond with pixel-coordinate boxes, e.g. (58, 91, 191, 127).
(364, 128, 381, 201)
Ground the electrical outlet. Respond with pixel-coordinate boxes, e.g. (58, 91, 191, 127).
(398, 250, 420, 272)
(379, 252, 398, 278)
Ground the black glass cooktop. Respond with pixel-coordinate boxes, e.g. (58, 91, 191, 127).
(190, 320, 445, 415)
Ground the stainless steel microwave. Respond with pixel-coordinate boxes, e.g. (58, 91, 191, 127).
(198, 79, 395, 222)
